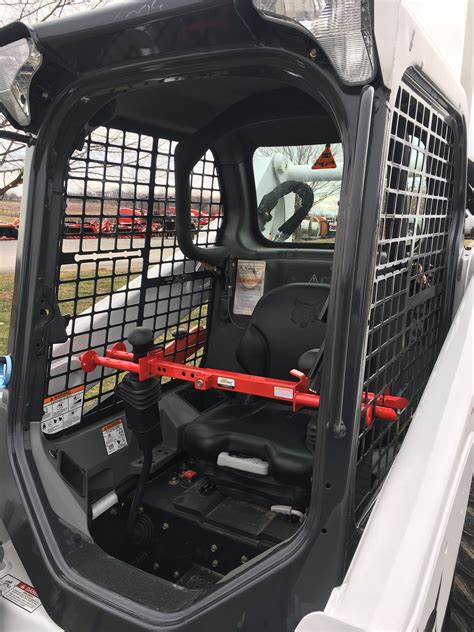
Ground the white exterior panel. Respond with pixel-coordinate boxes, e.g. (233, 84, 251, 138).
(0, 522, 63, 632)
(374, 0, 469, 117)
(297, 279, 474, 632)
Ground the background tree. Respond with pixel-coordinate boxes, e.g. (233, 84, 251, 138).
(0, 0, 111, 204)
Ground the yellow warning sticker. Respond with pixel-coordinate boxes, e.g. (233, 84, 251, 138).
(312, 144, 337, 169)
(42, 385, 84, 434)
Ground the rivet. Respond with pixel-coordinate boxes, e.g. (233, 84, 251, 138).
(210, 544, 218, 553)
(309, 48, 317, 60)
(162, 522, 169, 530)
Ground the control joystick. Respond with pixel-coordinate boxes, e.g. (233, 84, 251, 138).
(116, 327, 162, 543)
(117, 327, 162, 450)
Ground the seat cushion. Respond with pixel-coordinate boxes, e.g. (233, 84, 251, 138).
(183, 399, 314, 483)
(236, 283, 329, 380)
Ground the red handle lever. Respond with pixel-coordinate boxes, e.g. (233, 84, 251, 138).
(80, 331, 408, 425)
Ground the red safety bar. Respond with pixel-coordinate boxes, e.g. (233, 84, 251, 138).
(80, 328, 408, 424)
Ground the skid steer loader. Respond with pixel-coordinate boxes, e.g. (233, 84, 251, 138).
(0, 1, 472, 630)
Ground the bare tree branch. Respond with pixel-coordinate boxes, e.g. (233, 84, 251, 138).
(0, 0, 112, 200)
(0, 170, 23, 197)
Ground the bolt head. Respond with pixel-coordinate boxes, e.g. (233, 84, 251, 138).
(109, 507, 118, 516)
(211, 559, 219, 568)
(173, 570, 180, 579)
(240, 555, 248, 564)
(309, 48, 317, 60)
(162, 522, 169, 530)
(196, 379, 204, 388)
(210, 544, 218, 553)
(152, 562, 159, 570)
(138, 506, 144, 514)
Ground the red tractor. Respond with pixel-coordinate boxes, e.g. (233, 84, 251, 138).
(116, 207, 147, 233)
(63, 217, 101, 236)
(0, 217, 19, 240)
(156, 206, 215, 236)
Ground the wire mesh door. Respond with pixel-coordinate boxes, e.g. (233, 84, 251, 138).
(45, 127, 223, 433)
(355, 79, 459, 518)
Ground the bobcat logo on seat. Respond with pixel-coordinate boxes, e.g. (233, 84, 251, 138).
(290, 298, 320, 329)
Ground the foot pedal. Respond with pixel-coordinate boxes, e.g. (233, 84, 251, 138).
(217, 452, 269, 475)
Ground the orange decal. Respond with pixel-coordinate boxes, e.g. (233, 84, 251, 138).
(312, 144, 337, 169)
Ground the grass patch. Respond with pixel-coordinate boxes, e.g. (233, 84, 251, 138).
(0, 267, 145, 355)
(0, 264, 206, 344)
(0, 266, 208, 407)
(0, 273, 14, 355)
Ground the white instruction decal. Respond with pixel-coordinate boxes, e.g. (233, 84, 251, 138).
(101, 418, 128, 456)
(217, 376, 235, 389)
(0, 575, 41, 613)
(233, 260, 266, 316)
(274, 386, 293, 400)
(42, 386, 84, 434)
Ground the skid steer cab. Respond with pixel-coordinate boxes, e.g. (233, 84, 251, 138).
(0, 2, 472, 631)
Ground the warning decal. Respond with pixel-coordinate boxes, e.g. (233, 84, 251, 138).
(0, 574, 41, 613)
(312, 144, 337, 169)
(42, 385, 84, 435)
(101, 418, 128, 456)
(233, 260, 266, 316)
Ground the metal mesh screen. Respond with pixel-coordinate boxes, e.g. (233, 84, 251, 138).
(355, 82, 457, 517)
(46, 127, 223, 427)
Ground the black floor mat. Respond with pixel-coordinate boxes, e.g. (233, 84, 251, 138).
(92, 459, 302, 586)
(206, 497, 275, 537)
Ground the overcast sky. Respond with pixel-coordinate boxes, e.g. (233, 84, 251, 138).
(0, 0, 472, 173)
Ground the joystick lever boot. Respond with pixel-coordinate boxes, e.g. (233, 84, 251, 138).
(117, 327, 162, 450)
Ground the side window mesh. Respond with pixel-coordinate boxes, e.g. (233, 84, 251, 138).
(46, 127, 223, 424)
(355, 82, 457, 518)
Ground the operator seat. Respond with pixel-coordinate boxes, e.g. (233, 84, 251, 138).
(183, 283, 329, 505)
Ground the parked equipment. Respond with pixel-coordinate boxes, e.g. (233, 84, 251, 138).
(0, 217, 19, 240)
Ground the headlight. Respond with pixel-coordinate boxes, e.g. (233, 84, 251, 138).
(0, 38, 42, 126)
(252, 0, 375, 85)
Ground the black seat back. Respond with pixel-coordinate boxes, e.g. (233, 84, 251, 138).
(236, 283, 330, 380)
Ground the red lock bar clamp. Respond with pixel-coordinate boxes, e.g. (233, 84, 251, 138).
(80, 327, 408, 424)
